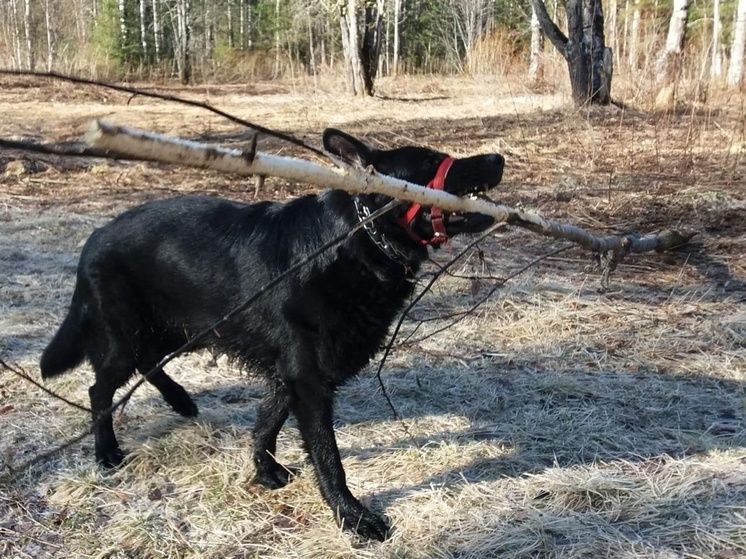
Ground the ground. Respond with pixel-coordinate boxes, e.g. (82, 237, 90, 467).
(0, 74, 744, 558)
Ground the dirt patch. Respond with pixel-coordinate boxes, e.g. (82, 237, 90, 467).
(1, 76, 744, 558)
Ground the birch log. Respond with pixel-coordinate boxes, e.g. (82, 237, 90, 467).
(85, 120, 695, 259)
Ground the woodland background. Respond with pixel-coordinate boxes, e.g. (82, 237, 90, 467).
(1, 0, 745, 102)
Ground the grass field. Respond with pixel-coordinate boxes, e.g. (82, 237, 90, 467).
(0, 74, 744, 558)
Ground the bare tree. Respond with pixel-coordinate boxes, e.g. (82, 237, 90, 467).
(530, 0, 613, 105)
(23, 0, 33, 70)
(9, 0, 23, 69)
(339, 0, 383, 96)
(392, 0, 400, 75)
(627, 0, 640, 69)
(528, 6, 545, 86)
(728, 0, 746, 86)
(152, 0, 161, 62)
(711, 0, 722, 80)
(119, 0, 128, 57)
(655, 0, 692, 85)
(44, 0, 57, 70)
(140, 0, 148, 62)
(172, 0, 192, 83)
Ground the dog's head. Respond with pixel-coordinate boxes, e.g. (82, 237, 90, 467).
(323, 128, 504, 244)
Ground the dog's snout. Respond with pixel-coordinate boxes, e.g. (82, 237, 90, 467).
(487, 153, 505, 167)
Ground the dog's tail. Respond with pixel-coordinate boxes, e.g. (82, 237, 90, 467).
(40, 293, 86, 379)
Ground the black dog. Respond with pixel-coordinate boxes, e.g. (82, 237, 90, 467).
(40, 128, 504, 540)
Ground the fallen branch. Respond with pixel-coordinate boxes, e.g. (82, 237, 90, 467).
(86, 120, 696, 262)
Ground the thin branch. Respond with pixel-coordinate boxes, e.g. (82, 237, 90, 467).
(529, 0, 569, 54)
(401, 245, 573, 348)
(0, 358, 90, 413)
(373, 225, 502, 420)
(0, 70, 327, 159)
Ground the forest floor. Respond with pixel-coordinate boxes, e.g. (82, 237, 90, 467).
(0, 74, 745, 558)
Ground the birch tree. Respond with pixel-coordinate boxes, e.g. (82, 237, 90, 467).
(528, 6, 544, 86)
(728, 0, 746, 86)
(627, 0, 640, 69)
(339, 0, 384, 96)
(23, 0, 33, 70)
(655, 0, 692, 84)
(392, 0, 401, 75)
(711, 0, 722, 80)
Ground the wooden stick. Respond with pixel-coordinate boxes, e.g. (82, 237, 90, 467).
(85, 120, 695, 256)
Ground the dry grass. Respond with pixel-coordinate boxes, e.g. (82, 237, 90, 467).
(1, 74, 745, 558)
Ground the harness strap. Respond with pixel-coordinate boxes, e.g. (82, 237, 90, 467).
(395, 157, 455, 246)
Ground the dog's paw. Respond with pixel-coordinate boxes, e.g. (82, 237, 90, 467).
(337, 501, 390, 542)
(163, 387, 199, 417)
(95, 445, 125, 469)
(253, 463, 298, 489)
(170, 396, 199, 418)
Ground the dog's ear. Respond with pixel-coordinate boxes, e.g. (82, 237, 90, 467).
(323, 129, 376, 168)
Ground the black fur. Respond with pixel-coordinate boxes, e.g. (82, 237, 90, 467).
(40, 128, 505, 541)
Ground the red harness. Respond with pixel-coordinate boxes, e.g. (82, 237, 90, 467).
(395, 157, 455, 246)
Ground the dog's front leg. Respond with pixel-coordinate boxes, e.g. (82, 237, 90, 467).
(288, 376, 390, 541)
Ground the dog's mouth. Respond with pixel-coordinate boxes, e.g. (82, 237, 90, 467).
(404, 153, 505, 243)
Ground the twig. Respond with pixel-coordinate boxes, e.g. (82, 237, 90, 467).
(0, 70, 326, 159)
(0, 358, 90, 413)
(373, 225, 502, 421)
(400, 245, 573, 348)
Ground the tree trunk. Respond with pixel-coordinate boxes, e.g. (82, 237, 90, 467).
(528, 6, 545, 86)
(308, 6, 316, 75)
(628, 0, 640, 69)
(152, 0, 161, 62)
(24, 0, 34, 70)
(227, 0, 234, 49)
(10, 0, 23, 69)
(139, 0, 148, 62)
(119, 0, 127, 59)
(607, 0, 617, 64)
(655, 0, 692, 84)
(339, 0, 366, 96)
(44, 0, 56, 70)
(531, 0, 612, 105)
(273, 0, 281, 77)
(361, 0, 384, 95)
(728, 0, 746, 86)
(711, 0, 722, 79)
(393, 0, 401, 75)
(174, 0, 191, 84)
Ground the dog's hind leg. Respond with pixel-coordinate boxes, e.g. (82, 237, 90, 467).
(134, 335, 198, 418)
(87, 331, 137, 468)
(252, 381, 293, 488)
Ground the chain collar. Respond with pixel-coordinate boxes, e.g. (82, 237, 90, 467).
(353, 197, 411, 266)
